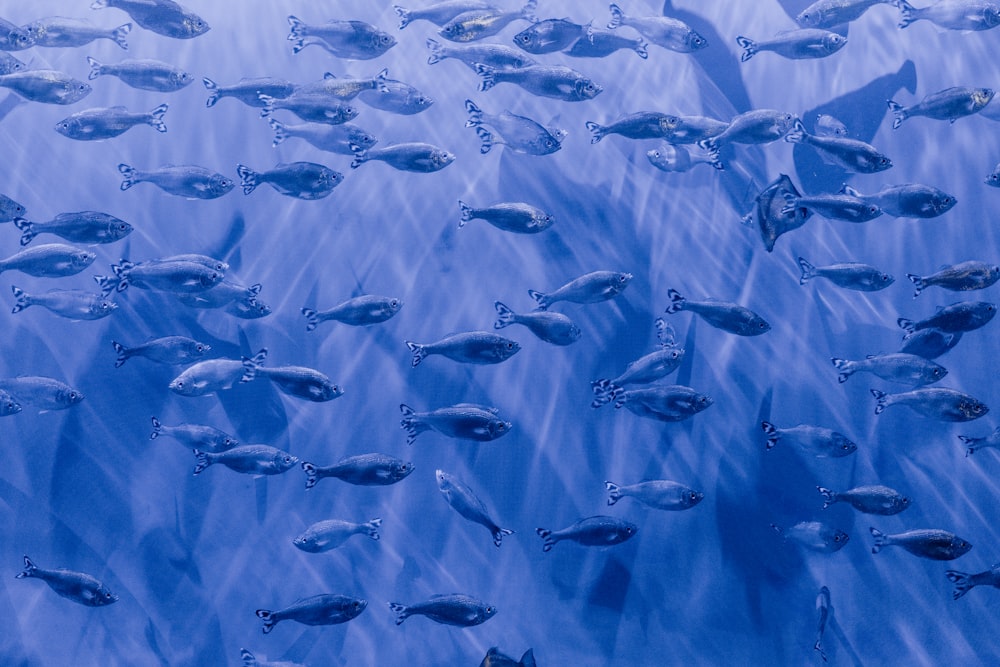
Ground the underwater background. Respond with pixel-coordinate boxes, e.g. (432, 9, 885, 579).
(2, 0, 1000, 665)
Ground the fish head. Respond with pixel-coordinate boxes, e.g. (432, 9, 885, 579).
(90, 299, 117, 318)
(199, 271, 224, 289)
(412, 93, 434, 111)
(746, 316, 771, 335)
(987, 171, 1000, 187)
(488, 418, 512, 439)
(439, 21, 467, 41)
(92, 586, 118, 606)
(974, 88, 995, 109)
(0, 195, 24, 219)
(209, 174, 235, 196)
(897, 495, 912, 512)
(168, 374, 196, 396)
(534, 132, 562, 155)
(0, 391, 20, 416)
(61, 80, 92, 104)
(326, 168, 345, 188)
(532, 211, 555, 230)
(390, 459, 415, 481)
(432, 149, 456, 168)
(952, 537, 974, 558)
(877, 272, 895, 288)
(434, 469, 454, 491)
(275, 453, 299, 471)
(986, 7, 1000, 27)
(292, 533, 321, 552)
(497, 338, 520, 360)
(685, 30, 708, 51)
(692, 393, 713, 414)
(350, 129, 378, 149)
(5, 27, 32, 50)
(794, 8, 822, 29)
(373, 31, 396, 51)
(344, 596, 368, 619)
(616, 521, 638, 542)
(823, 33, 847, 54)
(829, 529, 850, 550)
(340, 104, 360, 122)
(685, 489, 704, 508)
(72, 250, 97, 269)
(831, 435, 858, 457)
(54, 118, 79, 137)
(236, 299, 272, 319)
(932, 192, 957, 213)
(386, 297, 403, 315)
(873, 155, 893, 172)
(647, 145, 678, 169)
(182, 15, 211, 38)
(961, 400, 989, 420)
(173, 71, 194, 89)
(109, 219, 134, 240)
(58, 387, 84, 406)
(926, 364, 947, 383)
(319, 382, 344, 401)
(659, 115, 679, 133)
(575, 78, 602, 100)
(611, 272, 633, 293)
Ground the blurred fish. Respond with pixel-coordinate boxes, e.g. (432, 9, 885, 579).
(797, 258, 894, 291)
(460, 200, 553, 233)
(286, 16, 395, 58)
(592, 319, 684, 407)
(606, 3, 707, 52)
(906, 261, 1000, 297)
(659, 115, 730, 145)
(959, 426, 1000, 456)
(465, 99, 563, 155)
(815, 113, 848, 137)
(898, 300, 996, 335)
(818, 485, 911, 514)
(350, 142, 455, 172)
(14, 211, 131, 246)
(761, 421, 857, 457)
(100, 259, 223, 293)
(841, 183, 955, 219)
(700, 110, 796, 149)
(301, 454, 413, 489)
(55, 103, 167, 140)
(87, 57, 192, 92)
(0, 389, 20, 416)
(118, 163, 235, 199)
(896, 0, 1000, 30)
(177, 280, 260, 310)
(390, 594, 496, 626)
(785, 120, 891, 173)
(0, 376, 83, 411)
(898, 327, 962, 359)
(946, 564, 1000, 599)
(771, 521, 849, 552)
(888, 87, 994, 128)
(585, 112, 675, 143)
(155, 254, 228, 273)
(494, 301, 580, 345)
(237, 162, 343, 200)
(606, 479, 703, 510)
(871, 387, 989, 421)
(168, 348, 267, 396)
(258, 365, 342, 403)
(297, 70, 385, 100)
(513, 18, 589, 54)
(91, 0, 210, 39)
(426, 38, 536, 68)
(782, 191, 882, 222)
(0, 19, 34, 50)
(814, 586, 831, 662)
(293, 518, 381, 552)
(436, 470, 513, 546)
(406, 331, 519, 367)
(665, 289, 769, 335)
(831, 353, 946, 385)
(256, 594, 366, 633)
(400, 403, 511, 444)
(0, 193, 25, 221)
(0, 243, 95, 277)
(25, 17, 130, 49)
(359, 75, 433, 115)
(737, 29, 846, 61)
(796, 0, 895, 27)
(240, 648, 304, 667)
(112, 336, 210, 367)
(476, 63, 602, 102)
(270, 118, 377, 155)
(988, 163, 1000, 187)
(16, 556, 117, 606)
(647, 144, 721, 172)
(193, 445, 298, 476)
(225, 298, 271, 319)
(11, 285, 116, 320)
(745, 174, 812, 252)
(614, 385, 713, 422)
(439, 1, 537, 42)
(481, 647, 536, 667)
(529, 270, 632, 309)
(150, 416, 238, 453)
(869, 527, 972, 560)
(203, 77, 295, 108)
(564, 27, 647, 59)
(536, 515, 636, 552)
(302, 295, 401, 330)
(0, 70, 91, 104)
(259, 92, 359, 125)
(395, 1, 497, 29)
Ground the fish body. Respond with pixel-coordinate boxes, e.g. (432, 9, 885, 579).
(358, 76, 433, 115)
(831, 353, 946, 385)
(193, 445, 297, 476)
(476, 63, 602, 102)
(390, 594, 496, 626)
(605, 479, 703, 510)
(870, 527, 972, 560)
(815, 113, 848, 137)
(406, 331, 520, 366)
(842, 183, 956, 218)
(646, 144, 722, 172)
(782, 192, 882, 222)
(16, 556, 117, 607)
(256, 594, 366, 633)
(91, 0, 210, 39)
(25, 17, 130, 49)
(814, 587, 831, 663)
(14, 211, 131, 246)
(529, 270, 632, 309)
(513, 18, 588, 54)
(436, 470, 513, 546)
(168, 349, 267, 396)
(56, 103, 167, 140)
(0, 243, 94, 277)
(293, 518, 381, 552)
(536, 515, 637, 551)
(104, 259, 223, 293)
(481, 647, 537, 667)
(946, 564, 1000, 599)
(237, 162, 343, 200)
(177, 281, 260, 309)
(785, 119, 891, 173)
(614, 385, 713, 422)
(258, 366, 342, 402)
(87, 57, 192, 92)
(302, 295, 401, 330)
(460, 201, 553, 233)
(0, 376, 83, 411)
(796, 0, 895, 27)
(898, 300, 996, 334)
(772, 521, 849, 552)
(665, 289, 770, 335)
(899, 327, 962, 359)
(260, 92, 358, 125)
(426, 38, 536, 68)
(818, 485, 911, 514)
(225, 299, 271, 319)
(585, 112, 675, 143)
(113, 336, 209, 367)
(761, 421, 857, 457)
(737, 29, 846, 61)
(960, 426, 1000, 456)
(660, 115, 730, 144)
(395, 1, 497, 29)
(797, 258, 894, 291)
(493, 301, 580, 345)
(896, 0, 1000, 30)
(400, 403, 511, 444)
(607, 3, 707, 52)
(0, 70, 90, 104)
(701, 109, 796, 149)
(270, 119, 376, 155)
(871, 387, 989, 421)
(889, 86, 995, 128)
(286, 16, 395, 58)
(118, 163, 234, 199)
(302, 454, 413, 488)
(11, 286, 116, 320)
(564, 29, 647, 59)
(438, 1, 536, 42)
(350, 143, 454, 172)
(297, 71, 383, 101)
(907, 261, 1000, 297)
(149, 416, 237, 452)
(203, 77, 295, 108)
(465, 99, 562, 155)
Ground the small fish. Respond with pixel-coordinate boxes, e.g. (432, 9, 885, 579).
(436, 470, 513, 547)
(459, 201, 553, 233)
(14, 211, 131, 246)
(481, 647, 537, 667)
(494, 301, 580, 345)
(25, 17, 131, 49)
(400, 403, 511, 445)
(176, 281, 260, 310)
(475, 63, 602, 102)
(831, 353, 946, 385)
(907, 261, 1000, 297)
(761, 421, 857, 457)
(700, 110, 796, 150)
(817, 485, 911, 515)
(870, 527, 972, 560)
(465, 99, 563, 155)
(814, 586, 831, 663)
(0, 243, 95, 278)
(395, 1, 497, 29)
(439, 1, 537, 42)
(815, 113, 848, 137)
(426, 38, 536, 69)
(536, 515, 637, 552)
(16, 556, 117, 607)
(286, 16, 395, 59)
(350, 142, 455, 172)
(796, 0, 895, 28)
(771, 521, 849, 553)
(781, 191, 883, 222)
(0, 70, 91, 104)
(12, 286, 116, 320)
(168, 348, 267, 396)
(256, 594, 366, 633)
(988, 163, 1000, 187)
(607, 3, 707, 52)
(302, 295, 401, 331)
(896, 0, 1000, 30)
(785, 120, 891, 173)
(112, 336, 210, 367)
(0, 194, 25, 222)
(646, 144, 722, 172)
(100, 259, 223, 294)
(237, 162, 343, 200)
(91, 0, 210, 39)
(592, 319, 684, 407)
(0, 19, 34, 50)
(564, 28, 647, 59)
(225, 299, 272, 320)
(586, 112, 675, 143)
(297, 70, 384, 101)
(56, 103, 168, 140)
(665, 289, 769, 336)
(155, 254, 228, 273)
(359, 74, 433, 115)
(746, 174, 812, 252)
(871, 387, 989, 421)
(118, 163, 234, 199)
(613, 385, 713, 422)
(193, 445, 298, 476)
(606, 479, 703, 510)
(150, 416, 238, 453)
(302, 454, 413, 488)
(959, 426, 1000, 456)
(898, 300, 997, 335)
(840, 183, 956, 219)
(797, 258, 894, 291)
(259, 92, 359, 125)
(659, 115, 731, 145)
(513, 18, 589, 54)
(203, 77, 295, 108)
(87, 57, 192, 92)
(270, 119, 377, 155)
(240, 648, 305, 667)
(0, 376, 83, 411)
(258, 366, 342, 403)
(389, 594, 497, 626)
(405, 331, 519, 366)
(898, 327, 962, 359)
(946, 564, 1000, 599)
(888, 87, 994, 128)
(0, 389, 21, 416)
(293, 518, 381, 553)
(529, 270, 632, 309)
(737, 29, 846, 61)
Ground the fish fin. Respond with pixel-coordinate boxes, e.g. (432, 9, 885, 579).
(350, 144, 368, 169)
(257, 94, 274, 118)
(10, 284, 29, 314)
(474, 63, 496, 92)
(780, 192, 801, 215)
(607, 3, 625, 29)
(945, 570, 973, 600)
(887, 99, 906, 128)
(426, 38, 443, 64)
(91, 0, 109, 7)
(831, 357, 852, 383)
(202, 77, 219, 107)
(366, 518, 382, 540)
(389, 601, 409, 625)
(86, 56, 103, 80)
(117, 163, 137, 190)
(240, 648, 257, 666)
(301, 461, 319, 489)
(838, 184, 862, 197)
(458, 200, 474, 228)
(112, 341, 129, 367)
(585, 121, 605, 144)
(149, 416, 162, 439)
(254, 609, 275, 633)
(906, 273, 924, 298)
(399, 403, 430, 444)
(267, 118, 287, 147)
(148, 103, 168, 132)
(475, 127, 493, 154)
(375, 68, 390, 93)
(784, 118, 806, 144)
(664, 288, 685, 314)
(301, 307, 319, 331)
(494, 301, 515, 328)
(591, 380, 620, 408)
(16, 555, 37, 579)
(817, 486, 836, 509)
(797, 257, 816, 285)
(236, 164, 258, 195)
(654, 318, 677, 348)
(761, 421, 779, 450)
(493, 526, 514, 548)
(895, 0, 916, 28)
(869, 526, 886, 553)
(13, 218, 34, 245)
(605, 481, 622, 505)
(958, 435, 978, 456)
(897, 318, 915, 334)
(240, 348, 267, 382)
(111, 22, 130, 50)
(94, 274, 117, 295)
(736, 35, 757, 62)
(193, 450, 210, 475)
(464, 99, 482, 128)
(527, 289, 550, 310)
(520, 0, 538, 21)
(521, 649, 537, 667)
(536, 527, 555, 552)
(870, 388, 887, 414)
(394, 6, 411, 30)
(405, 341, 425, 367)
(633, 38, 648, 59)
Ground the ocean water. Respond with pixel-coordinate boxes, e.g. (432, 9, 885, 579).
(2, 0, 1000, 665)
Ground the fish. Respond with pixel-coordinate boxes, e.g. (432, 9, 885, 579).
(897, 301, 997, 335)
(257, 366, 343, 402)
(0, 70, 91, 104)
(536, 515, 637, 552)
(91, 0, 210, 39)
(203, 77, 295, 108)
(564, 28, 647, 59)
(286, 16, 396, 58)
(0, 243, 95, 278)
(239, 648, 305, 667)
(256, 594, 366, 633)
(0, 389, 21, 416)
(0, 376, 83, 411)
(613, 385, 713, 422)
(293, 518, 381, 552)
(154, 254, 228, 273)
(814, 586, 831, 663)
(358, 75, 433, 115)
(193, 445, 298, 476)
(112, 336, 210, 367)
(745, 174, 812, 252)
(438, 1, 537, 42)
(25, 17, 131, 49)
(665, 289, 770, 336)
(475, 63, 602, 102)
(176, 281, 260, 310)
(405, 331, 520, 366)
(395, 1, 497, 29)
(592, 319, 684, 407)
(14, 211, 132, 246)
(480, 647, 537, 667)
(869, 527, 972, 560)
(513, 18, 589, 54)
(0, 19, 34, 50)
(465, 99, 563, 155)
(258, 92, 359, 125)
(118, 163, 235, 199)
(0, 194, 26, 222)
(871, 387, 989, 421)
(529, 270, 632, 309)
(815, 113, 848, 137)
(399, 403, 511, 444)
(831, 353, 947, 385)
(606, 3, 707, 52)
(585, 112, 675, 143)
(817, 485, 911, 514)
(605, 479, 703, 510)
(237, 162, 343, 200)
(55, 103, 168, 140)
(493, 301, 581, 345)
(16, 556, 117, 607)
(350, 143, 455, 172)
(946, 564, 1000, 599)
(659, 115, 731, 145)
(839, 183, 956, 218)
(784, 119, 891, 173)
(459, 201, 554, 233)
(761, 422, 858, 457)
(796, 0, 895, 28)
(898, 327, 962, 359)
(11, 286, 116, 320)
(269, 119, 377, 155)
(389, 594, 497, 626)
(907, 261, 1000, 297)
(436, 470, 513, 546)
(297, 70, 385, 101)
(87, 57, 192, 92)
(798, 258, 894, 291)
(302, 454, 413, 488)
(781, 191, 883, 222)
(959, 426, 1000, 456)
(700, 110, 797, 154)
(988, 163, 1000, 187)
(100, 259, 223, 294)
(888, 87, 995, 128)
(771, 521, 849, 553)
(168, 348, 267, 396)
(736, 29, 847, 61)
(646, 144, 722, 172)
(302, 295, 402, 331)
(426, 38, 537, 69)
(226, 299, 272, 319)
(149, 416, 238, 453)
(896, 0, 1000, 30)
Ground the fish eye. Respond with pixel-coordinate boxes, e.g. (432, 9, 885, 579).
(390, 299, 399, 307)
(689, 492, 698, 501)
(283, 456, 293, 464)
(881, 274, 890, 281)
(671, 350, 680, 359)
(506, 342, 513, 349)
(78, 84, 87, 91)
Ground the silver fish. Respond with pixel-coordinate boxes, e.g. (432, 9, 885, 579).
(426, 38, 536, 69)
(614, 385, 713, 422)
(25, 17, 131, 49)
(286, 16, 395, 58)
(150, 416, 238, 453)
(302, 295, 402, 330)
(959, 426, 1000, 456)
(564, 28, 648, 59)
(797, 258, 894, 291)
(814, 586, 831, 663)
(815, 113, 848, 137)
(592, 319, 684, 407)
(646, 144, 722, 172)
(988, 163, 1000, 187)
(256, 594, 366, 633)
(665, 289, 770, 335)
(606, 3, 707, 52)
(118, 163, 234, 199)
(102, 259, 223, 293)
(761, 421, 857, 457)
(56, 103, 168, 140)
(112, 336, 210, 367)
(16, 556, 117, 607)
(203, 76, 295, 108)
(436, 470, 513, 546)
(871, 387, 989, 421)
(831, 353, 946, 385)
(870, 527, 972, 560)
(889, 86, 994, 128)
(0, 69, 91, 104)
(87, 57, 192, 92)
(237, 162, 343, 200)
(781, 192, 882, 222)
(0, 19, 34, 50)
(796, 0, 895, 27)
(946, 564, 1000, 599)
(897, 0, 1000, 30)
(168, 348, 267, 396)
(493, 301, 580, 345)
(259, 92, 359, 125)
(817, 485, 911, 515)
(898, 327, 962, 359)
(0, 243, 95, 277)
(700, 110, 796, 149)
(359, 75, 433, 115)
(395, 2, 497, 29)
(301, 453, 413, 489)
(0, 194, 25, 221)
(293, 518, 381, 553)
(12, 286, 116, 320)
(269, 119, 377, 155)
(438, 1, 536, 42)
(513, 18, 588, 54)
(907, 261, 1000, 297)
(460, 201, 553, 233)
(536, 515, 637, 552)
(0, 376, 83, 411)
(389, 594, 497, 626)
(465, 99, 563, 155)
(297, 70, 383, 101)
(480, 647, 537, 667)
(91, 0, 210, 39)
(400, 403, 511, 444)
(529, 270, 632, 309)
(771, 521, 849, 552)
(586, 112, 675, 143)
(350, 143, 455, 172)
(193, 445, 298, 476)
(0, 389, 21, 416)
(840, 183, 956, 219)
(406, 331, 519, 366)
(476, 63, 602, 102)
(785, 119, 891, 173)
(258, 365, 343, 402)
(605, 479, 703, 510)
(14, 211, 132, 246)
(177, 280, 260, 310)
(898, 300, 997, 334)
(737, 29, 846, 61)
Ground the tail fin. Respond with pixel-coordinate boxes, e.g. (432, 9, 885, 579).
(493, 301, 516, 328)
(697, 137, 717, 152)
(458, 200, 474, 228)
(365, 518, 382, 540)
(10, 285, 29, 314)
(492, 526, 514, 548)
(374, 67, 391, 93)
(350, 144, 368, 169)
(111, 22, 131, 49)
(91, 0, 110, 8)
(86, 56, 103, 80)
(399, 403, 430, 444)
(761, 421, 779, 450)
(240, 648, 257, 667)
(780, 192, 802, 216)
(887, 99, 906, 129)
(605, 481, 622, 505)
(817, 486, 837, 509)
(784, 118, 807, 144)
(797, 257, 817, 285)
(389, 601, 410, 625)
(302, 461, 319, 489)
(257, 94, 275, 118)
(831, 357, 854, 383)
(869, 526, 887, 553)
(945, 570, 974, 600)
(255, 609, 276, 633)
(897, 318, 916, 334)
(906, 273, 925, 298)
(193, 450, 211, 475)
(871, 388, 888, 414)
(287, 15, 307, 53)
(202, 77, 219, 107)
(240, 348, 267, 382)
(895, 0, 917, 28)
(426, 37, 444, 64)
(527, 289, 550, 310)
(112, 341, 130, 367)
(394, 5, 411, 30)
(959, 435, 980, 457)
(475, 127, 493, 154)
(464, 99, 482, 128)
(110, 260, 133, 292)
(405, 341, 426, 367)
(301, 307, 320, 331)
(150, 416, 162, 439)
(236, 164, 259, 195)
(268, 118, 288, 147)
(664, 288, 685, 314)
(15, 555, 37, 579)
(736, 35, 758, 62)
(148, 103, 168, 132)
(13, 217, 35, 245)
(521, 0, 538, 21)
(705, 146, 724, 170)
(585, 121, 606, 144)
(118, 163, 137, 190)
(607, 3, 625, 29)
(633, 38, 648, 59)
(536, 527, 556, 552)
(474, 63, 496, 92)
(655, 317, 677, 348)
(94, 274, 117, 295)
(591, 379, 621, 408)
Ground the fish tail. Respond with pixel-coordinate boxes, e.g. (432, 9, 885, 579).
(784, 118, 806, 144)
(797, 257, 816, 285)
(655, 318, 677, 347)
(464, 99, 482, 128)
(633, 38, 648, 59)
(831, 357, 854, 383)
(301, 461, 319, 489)
(13, 217, 34, 245)
(301, 307, 320, 331)
(268, 118, 288, 147)
(91, 0, 109, 8)
(93, 274, 118, 295)
(236, 164, 259, 195)
(870, 388, 888, 414)
(817, 486, 837, 509)
(605, 481, 622, 505)
(493, 301, 516, 328)
(528, 289, 550, 310)
(350, 144, 368, 169)
(15, 555, 36, 579)
(887, 99, 907, 128)
(393, 5, 411, 30)
(389, 602, 410, 625)
(375, 67, 390, 93)
(958, 435, 979, 457)
(117, 162, 137, 190)
(536, 527, 556, 552)
(405, 341, 426, 367)
(697, 137, 718, 152)
(607, 3, 625, 29)
(426, 38, 444, 64)
(240, 648, 257, 666)
(906, 273, 924, 298)
(761, 421, 779, 450)
(111, 260, 133, 292)
(86, 56, 103, 80)
(475, 127, 493, 154)
(492, 526, 514, 548)
(590, 379, 620, 408)
(202, 77, 219, 107)
(474, 64, 496, 92)
(111, 22, 131, 50)
(736, 36, 757, 62)
(365, 518, 382, 540)
(287, 15, 306, 40)
(458, 200, 475, 228)
(705, 146, 724, 170)
(399, 403, 430, 444)
(869, 526, 887, 553)
(10, 285, 30, 314)
(664, 288, 685, 314)
(257, 94, 275, 118)
(150, 416, 162, 439)
(894, 0, 916, 28)
(148, 103, 168, 132)
(193, 450, 211, 475)
(240, 348, 268, 382)
(945, 570, 974, 600)
(521, 0, 538, 20)
(112, 341, 130, 367)
(780, 192, 801, 216)
(254, 609, 276, 633)
(585, 121, 606, 144)
(897, 317, 915, 334)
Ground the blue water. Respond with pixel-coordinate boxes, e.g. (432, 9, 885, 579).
(2, 0, 1000, 665)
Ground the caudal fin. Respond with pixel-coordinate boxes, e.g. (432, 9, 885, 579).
(831, 357, 854, 383)
(527, 289, 550, 310)
(236, 164, 259, 195)
(240, 648, 257, 666)
(15, 555, 37, 579)
(887, 99, 907, 129)
(585, 121, 606, 144)
(906, 273, 925, 298)
(389, 601, 410, 625)
(240, 348, 267, 382)
(464, 99, 482, 128)
(607, 3, 625, 29)
(664, 288, 685, 314)
(149, 416, 162, 439)
(255, 609, 276, 633)
(13, 218, 35, 245)
(405, 341, 426, 367)
(475, 127, 493, 154)
(736, 35, 758, 62)
(10, 285, 29, 314)
(605, 481, 623, 505)
(761, 421, 779, 450)
(193, 450, 211, 475)
(494, 301, 516, 328)
(784, 118, 807, 144)
(797, 257, 817, 285)
(365, 518, 382, 540)
(817, 486, 837, 509)
(945, 570, 974, 600)
(871, 388, 888, 414)
(895, 0, 917, 28)
(350, 144, 368, 169)
(302, 461, 319, 489)
(426, 38, 444, 64)
(112, 341, 130, 367)
(148, 103, 168, 133)
(287, 15, 307, 53)
(202, 77, 219, 107)
(492, 526, 514, 548)
(86, 56, 103, 80)
(958, 435, 980, 457)
(301, 307, 320, 331)
(111, 22, 131, 49)
(268, 118, 289, 148)
(897, 318, 915, 334)
(394, 5, 411, 30)
(118, 163, 137, 190)
(591, 379, 621, 408)
(458, 200, 475, 228)
(869, 526, 887, 553)
(536, 527, 556, 552)
(399, 403, 430, 444)
(474, 64, 497, 92)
